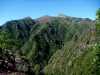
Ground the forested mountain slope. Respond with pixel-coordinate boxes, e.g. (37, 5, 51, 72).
(0, 15, 96, 75)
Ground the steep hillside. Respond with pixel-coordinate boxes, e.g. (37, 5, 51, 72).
(44, 27, 96, 75)
(0, 15, 95, 75)
(1, 17, 35, 53)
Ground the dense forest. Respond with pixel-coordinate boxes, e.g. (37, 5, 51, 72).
(0, 8, 100, 75)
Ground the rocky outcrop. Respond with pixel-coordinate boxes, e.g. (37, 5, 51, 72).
(0, 49, 31, 75)
(15, 57, 30, 72)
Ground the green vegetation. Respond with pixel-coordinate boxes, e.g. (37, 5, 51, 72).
(96, 8, 100, 18)
(0, 11, 98, 75)
(0, 30, 15, 50)
(93, 8, 100, 75)
(89, 8, 100, 75)
(85, 8, 100, 75)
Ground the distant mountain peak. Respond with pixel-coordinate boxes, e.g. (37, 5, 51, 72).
(23, 16, 32, 20)
(37, 15, 51, 21)
(57, 13, 67, 18)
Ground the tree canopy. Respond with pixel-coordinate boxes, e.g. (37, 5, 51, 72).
(0, 30, 15, 50)
(93, 8, 100, 75)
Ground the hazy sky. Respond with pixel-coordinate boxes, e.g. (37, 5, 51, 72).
(0, 0, 100, 25)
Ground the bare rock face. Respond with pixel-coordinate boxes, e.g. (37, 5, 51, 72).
(0, 49, 31, 74)
(5, 49, 15, 62)
(15, 57, 30, 72)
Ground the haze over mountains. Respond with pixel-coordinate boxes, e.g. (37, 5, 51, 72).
(0, 15, 97, 75)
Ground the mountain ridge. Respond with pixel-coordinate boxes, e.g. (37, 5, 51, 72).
(0, 15, 96, 75)
(0, 14, 93, 26)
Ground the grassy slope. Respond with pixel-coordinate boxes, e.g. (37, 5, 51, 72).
(43, 27, 96, 75)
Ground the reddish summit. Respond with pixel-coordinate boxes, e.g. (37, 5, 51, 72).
(37, 15, 50, 21)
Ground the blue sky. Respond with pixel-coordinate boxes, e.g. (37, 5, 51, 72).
(0, 0, 99, 25)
